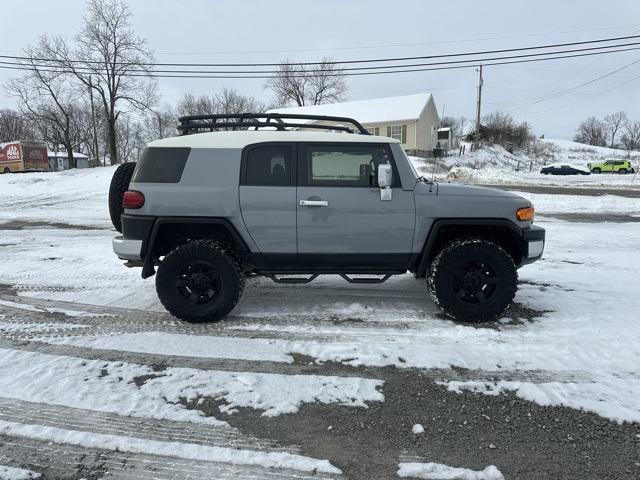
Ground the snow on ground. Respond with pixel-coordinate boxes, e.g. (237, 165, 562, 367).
(16, 220, 640, 423)
(0, 348, 383, 421)
(397, 462, 504, 480)
(0, 419, 340, 474)
(0, 465, 40, 480)
(0, 167, 116, 228)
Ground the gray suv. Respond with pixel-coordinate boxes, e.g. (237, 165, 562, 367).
(110, 114, 545, 323)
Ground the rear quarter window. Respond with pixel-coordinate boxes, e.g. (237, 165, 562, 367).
(132, 147, 191, 183)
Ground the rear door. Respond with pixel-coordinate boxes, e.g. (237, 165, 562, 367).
(239, 143, 297, 260)
(296, 142, 415, 266)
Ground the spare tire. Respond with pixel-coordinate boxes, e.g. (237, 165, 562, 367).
(108, 162, 137, 233)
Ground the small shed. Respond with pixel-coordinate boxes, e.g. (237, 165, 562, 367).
(47, 151, 91, 170)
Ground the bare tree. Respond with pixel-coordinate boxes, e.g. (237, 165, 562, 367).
(144, 105, 177, 141)
(176, 89, 266, 118)
(176, 93, 218, 117)
(621, 120, 640, 154)
(216, 88, 266, 114)
(266, 57, 348, 107)
(0, 109, 36, 142)
(574, 116, 607, 146)
(604, 111, 628, 148)
(6, 41, 90, 168)
(43, 0, 157, 164)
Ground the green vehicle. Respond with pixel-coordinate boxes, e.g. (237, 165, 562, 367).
(588, 159, 636, 174)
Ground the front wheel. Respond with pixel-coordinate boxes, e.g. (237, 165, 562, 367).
(618, 169, 627, 175)
(2, 167, 9, 174)
(427, 239, 517, 323)
(591, 168, 601, 174)
(156, 240, 245, 323)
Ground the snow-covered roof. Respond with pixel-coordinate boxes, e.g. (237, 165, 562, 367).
(266, 93, 434, 124)
(150, 130, 400, 149)
(47, 151, 89, 158)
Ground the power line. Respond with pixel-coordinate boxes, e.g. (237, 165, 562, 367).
(502, 57, 640, 112)
(1, 34, 639, 68)
(1, 45, 639, 79)
(519, 73, 640, 115)
(4, 41, 640, 75)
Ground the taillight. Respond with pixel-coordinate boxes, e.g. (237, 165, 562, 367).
(123, 190, 145, 209)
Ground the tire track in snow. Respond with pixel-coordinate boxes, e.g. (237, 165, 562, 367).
(0, 436, 342, 480)
(0, 338, 630, 384)
(0, 397, 295, 453)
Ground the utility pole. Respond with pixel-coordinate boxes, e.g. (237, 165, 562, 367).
(88, 75, 100, 166)
(475, 65, 483, 146)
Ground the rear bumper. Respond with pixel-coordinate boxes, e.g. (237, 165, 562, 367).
(112, 236, 143, 260)
(520, 225, 545, 266)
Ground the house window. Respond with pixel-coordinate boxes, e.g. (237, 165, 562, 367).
(366, 127, 380, 136)
(387, 125, 407, 143)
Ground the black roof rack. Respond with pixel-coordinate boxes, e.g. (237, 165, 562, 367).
(177, 113, 370, 136)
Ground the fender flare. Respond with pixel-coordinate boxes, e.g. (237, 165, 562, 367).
(415, 218, 524, 278)
(142, 217, 250, 278)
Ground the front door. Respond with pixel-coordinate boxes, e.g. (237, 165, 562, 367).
(296, 142, 415, 267)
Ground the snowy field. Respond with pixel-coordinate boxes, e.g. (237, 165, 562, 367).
(0, 167, 639, 479)
(411, 139, 640, 189)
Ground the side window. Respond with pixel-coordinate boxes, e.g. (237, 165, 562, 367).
(304, 144, 398, 187)
(243, 145, 293, 186)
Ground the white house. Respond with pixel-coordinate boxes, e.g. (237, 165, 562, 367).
(267, 93, 440, 156)
(47, 151, 90, 170)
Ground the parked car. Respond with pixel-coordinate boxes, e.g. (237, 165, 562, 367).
(109, 114, 545, 324)
(540, 163, 590, 175)
(588, 159, 635, 174)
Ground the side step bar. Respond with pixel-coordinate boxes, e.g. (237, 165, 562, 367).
(339, 273, 391, 284)
(265, 273, 319, 284)
(264, 273, 393, 285)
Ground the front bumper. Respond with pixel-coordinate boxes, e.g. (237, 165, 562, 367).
(520, 225, 545, 265)
(113, 236, 143, 260)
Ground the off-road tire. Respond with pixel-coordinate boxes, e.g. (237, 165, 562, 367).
(427, 238, 517, 323)
(108, 162, 137, 233)
(591, 168, 601, 174)
(156, 239, 244, 323)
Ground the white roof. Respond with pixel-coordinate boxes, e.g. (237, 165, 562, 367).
(150, 130, 399, 149)
(266, 93, 434, 124)
(47, 150, 89, 158)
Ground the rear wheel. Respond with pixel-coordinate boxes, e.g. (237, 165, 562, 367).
(618, 169, 627, 175)
(592, 168, 601, 174)
(2, 168, 9, 174)
(427, 239, 517, 323)
(108, 162, 137, 233)
(156, 240, 244, 323)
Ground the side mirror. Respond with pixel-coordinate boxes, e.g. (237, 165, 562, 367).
(377, 164, 392, 201)
(377, 164, 392, 188)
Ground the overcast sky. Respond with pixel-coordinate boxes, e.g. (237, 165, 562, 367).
(1, 0, 639, 139)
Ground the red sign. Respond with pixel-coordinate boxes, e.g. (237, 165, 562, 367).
(0, 143, 21, 164)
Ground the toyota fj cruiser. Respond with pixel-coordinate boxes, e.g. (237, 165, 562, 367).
(110, 114, 545, 323)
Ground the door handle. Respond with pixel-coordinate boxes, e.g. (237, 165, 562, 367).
(299, 200, 328, 207)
